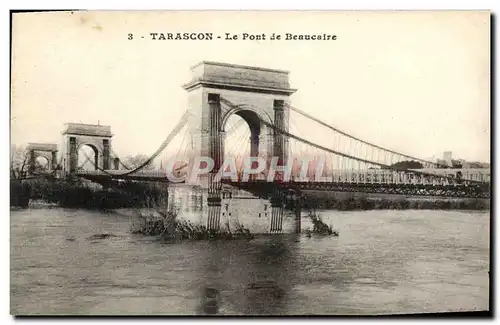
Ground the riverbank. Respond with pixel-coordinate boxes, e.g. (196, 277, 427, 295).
(10, 177, 167, 210)
(299, 191, 490, 211)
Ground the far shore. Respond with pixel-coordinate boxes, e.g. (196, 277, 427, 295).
(11, 195, 490, 212)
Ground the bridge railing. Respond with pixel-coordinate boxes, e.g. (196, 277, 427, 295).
(220, 169, 488, 187)
(317, 171, 480, 186)
(76, 167, 489, 186)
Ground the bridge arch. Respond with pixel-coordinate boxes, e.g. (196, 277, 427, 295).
(77, 143, 99, 170)
(34, 154, 50, 172)
(221, 104, 274, 163)
(221, 103, 273, 132)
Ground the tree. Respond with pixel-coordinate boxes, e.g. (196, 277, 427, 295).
(451, 159, 463, 169)
(468, 161, 489, 169)
(10, 145, 29, 179)
(390, 160, 424, 170)
(123, 154, 155, 170)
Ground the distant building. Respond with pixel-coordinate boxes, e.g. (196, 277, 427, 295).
(443, 151, 453, 167)
(436, 151, 489, 169)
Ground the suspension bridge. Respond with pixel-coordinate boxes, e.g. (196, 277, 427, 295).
(24, 61, 490, 233)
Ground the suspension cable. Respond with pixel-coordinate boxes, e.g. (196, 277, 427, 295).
(220, 97, 487, 185)
(261, 118, 487, 184)
(77, 110, 190, 177)
(287, 104, 450, 169)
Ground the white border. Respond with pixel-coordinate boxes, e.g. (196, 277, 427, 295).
(2, 1, 497, 325)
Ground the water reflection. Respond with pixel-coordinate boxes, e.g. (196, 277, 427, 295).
(195, 235, 299, 315)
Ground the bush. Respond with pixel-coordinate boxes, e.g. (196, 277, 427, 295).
(308, 211, 338, 236)
(10, 180, 30, 208)
(130, 210, 254, 241)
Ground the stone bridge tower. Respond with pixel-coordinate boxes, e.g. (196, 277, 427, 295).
(26, 143, 58, 175)
(183, 61, 296, 185)
(61, 123, 113, 176)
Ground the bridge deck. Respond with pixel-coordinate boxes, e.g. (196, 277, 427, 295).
(76, 170, 174, 183)
(74, 170, 490, 199)
(222, 180, 490, 199)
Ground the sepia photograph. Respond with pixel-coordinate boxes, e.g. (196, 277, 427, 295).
(9, 10, 491, 316)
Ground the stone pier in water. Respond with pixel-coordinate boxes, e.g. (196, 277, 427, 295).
(166, 184, 298, 234)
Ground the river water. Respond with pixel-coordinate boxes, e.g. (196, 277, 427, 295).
(10, 204, 489, 315)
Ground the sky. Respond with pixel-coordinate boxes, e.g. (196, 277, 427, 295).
(11, 11, 490, 163)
